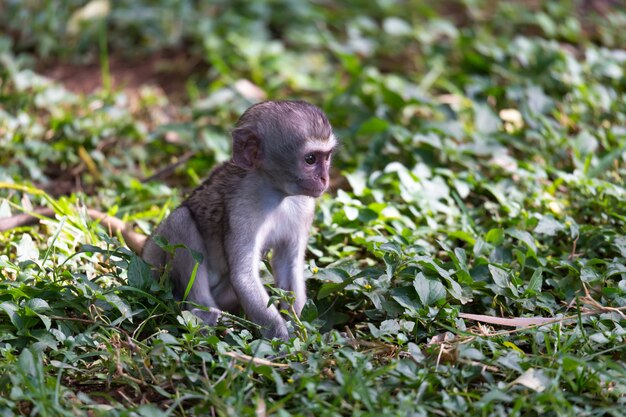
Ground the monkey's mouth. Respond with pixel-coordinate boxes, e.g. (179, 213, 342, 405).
(300, 187, 326, 197)
(293, 177, 328, 197)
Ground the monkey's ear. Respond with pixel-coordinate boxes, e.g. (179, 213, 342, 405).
(232, 128, 263, 169)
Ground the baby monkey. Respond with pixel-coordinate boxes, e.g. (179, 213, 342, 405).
(144, 100, 336, 340)
(1, 100, 337, 340)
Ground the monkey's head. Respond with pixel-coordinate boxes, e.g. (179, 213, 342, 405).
(231, 100, 337, 198)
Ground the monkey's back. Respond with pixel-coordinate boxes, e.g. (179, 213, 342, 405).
(183, 161, 248, 237)
(141, 162, 246, 304)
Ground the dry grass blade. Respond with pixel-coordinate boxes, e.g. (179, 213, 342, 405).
(458, 313, 557, 327)
(222, 351, 290, 368)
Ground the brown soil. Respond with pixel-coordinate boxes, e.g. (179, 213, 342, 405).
(37, 49, 204, 100)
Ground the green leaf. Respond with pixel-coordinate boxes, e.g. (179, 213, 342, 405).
(485, 228, 505, 245)
(300, 299, 318, 322)
(128, 255, 153, 291)
(580, 267, 600, 283)
(613, 236, 626, 257)
(79, 244, 111, 255)
(103, 293, 132, 321)
(0, 301, 23, 330)
(0, 200, 12, 217)
(182, 259, 201, 302)
(190, 248, 204, 264)
(449, 230, 476, 245)
(526, 268, 543, 295)
(134, 404, 166, 417)
(489, 265, 509, 288)
(512, 368, 549, 392)
(317, 277, 357, 299)
(459, 346, 485, 361)
(357, 118, 389, 135)
(587, 145, 626, 178)
(345, 170, 368, 196)
(24, 298, 52, 330)
(474, 104, 500, 134)
(413, 272, 446, 306)
(153, 234, 170, 249)
(15, 234, 39, 262)
(344, 206, 359, 221)
(391, 286, 422, 312)
(534, 216, 565, 236)
(315, 268, 352, 283)
(454, 247, 468, 271)
(506, 228, 537, 254)
(383, 17, 412, 36)
(157, 333, 180, 345)
(379, 319, 401, 335)
(526, 86, 553, 114)
(416, 257, 471, 303)
(24, 298, 50, 312)
(18, 348, 38, 381)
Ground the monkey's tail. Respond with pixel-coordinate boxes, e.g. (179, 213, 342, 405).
(86, 209, 148, 255)
(0, 207, 147, 255)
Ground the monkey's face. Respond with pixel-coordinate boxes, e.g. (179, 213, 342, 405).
(264, 140, 334, 198)
(293, 148, 332, 197)
(232, 100, 337, 198)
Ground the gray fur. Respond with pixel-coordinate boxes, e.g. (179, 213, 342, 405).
(144, 100, 336, 340)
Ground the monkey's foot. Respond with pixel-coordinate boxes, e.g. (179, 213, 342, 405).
(261, 322, 290, 341)
(191, 307, 221, 326)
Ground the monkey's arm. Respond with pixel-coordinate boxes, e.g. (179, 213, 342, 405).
(271, 239, 307, 316)
(226, 234, 289, 340)
(0, 206, 147, 254)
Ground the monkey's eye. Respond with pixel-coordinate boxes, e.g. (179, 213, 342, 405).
(304, 154, 316, 165)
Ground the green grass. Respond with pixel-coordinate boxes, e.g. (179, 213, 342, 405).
(1, 1, 625, 415)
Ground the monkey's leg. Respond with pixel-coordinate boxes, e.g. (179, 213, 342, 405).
(271, 240, 307, 317)
(171, 246, 222, 325)
(144, 207, 221, 325)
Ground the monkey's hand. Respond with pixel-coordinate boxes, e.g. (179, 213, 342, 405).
(262, 321, 290, 341)
(191, 307, 221, 326)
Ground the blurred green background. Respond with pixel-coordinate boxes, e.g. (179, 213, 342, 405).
(0, 1, 625, 416)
